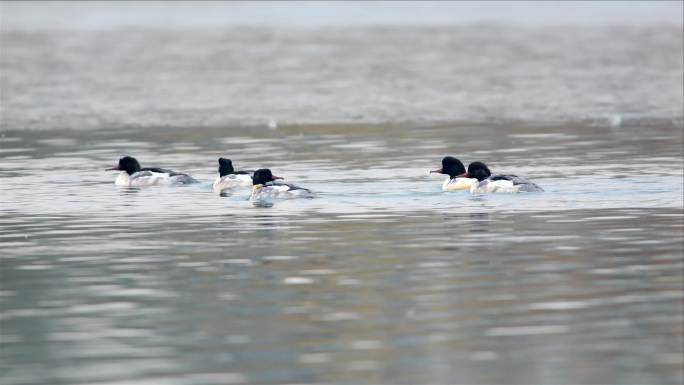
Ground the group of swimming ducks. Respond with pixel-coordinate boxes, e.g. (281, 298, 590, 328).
(106, 155, 543, 203)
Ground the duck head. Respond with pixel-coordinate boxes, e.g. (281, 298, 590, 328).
(460, 161, 492, 181)
(430, 156, 466, 178)
(252, 168, 283, 186)
(218, 158, 235, 177)
(106, 156, 141, 175)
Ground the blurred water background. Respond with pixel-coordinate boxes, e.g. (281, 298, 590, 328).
(1, 2, 683, 384)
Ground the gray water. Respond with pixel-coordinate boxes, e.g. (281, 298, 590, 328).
(1, 25, 683, 130)
(2, 8, 684, 385)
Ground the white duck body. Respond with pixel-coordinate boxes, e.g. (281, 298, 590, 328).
(109, 156, 197, 187)
(470, 178, 519, 193)
(442, 176, 478, 191)
(212, 174, 253, 192)
(115, 170, 196, 187)
(470, 174, 543, 194)
(250, 182, 314, 203)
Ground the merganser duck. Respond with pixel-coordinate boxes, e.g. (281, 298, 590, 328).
(460, 161, 544, 193)
(430, 156, 478, 191)
(106, 156, 197, 186)
(250, 168, 314, 204)
(212, 158, 253, 192)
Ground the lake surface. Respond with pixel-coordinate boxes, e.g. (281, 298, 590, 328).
(2, 121, 683, 385)
(1, 18, 683, 385)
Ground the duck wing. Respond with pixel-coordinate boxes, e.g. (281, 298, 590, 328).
(234, 170, 254, 175)
(491, 174, 543, 191)
(140, 167, 170, 173)
(141, 167, 197, 183)
(270, 181, 312, 193)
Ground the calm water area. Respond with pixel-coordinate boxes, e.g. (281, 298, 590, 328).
(1, 4, 683, 384)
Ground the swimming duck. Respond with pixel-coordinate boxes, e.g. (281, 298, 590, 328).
(250, 168, 314, 204)
(106, 156, 197, 186)
(430, 156, 478, 191)
(212, 158, 253, 192)
(462, 161, 544, 193)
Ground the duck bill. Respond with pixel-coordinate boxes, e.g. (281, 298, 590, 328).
(271, 175, 283, 180)
(429, 168, 444, 174)
(455, 172, 470, 178)
(106, 166, 120, 171)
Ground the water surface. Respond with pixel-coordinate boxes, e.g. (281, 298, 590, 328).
(1, 25, 682, 129)
(1, 122, 682, 385)
(1, 10, 683, 384)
